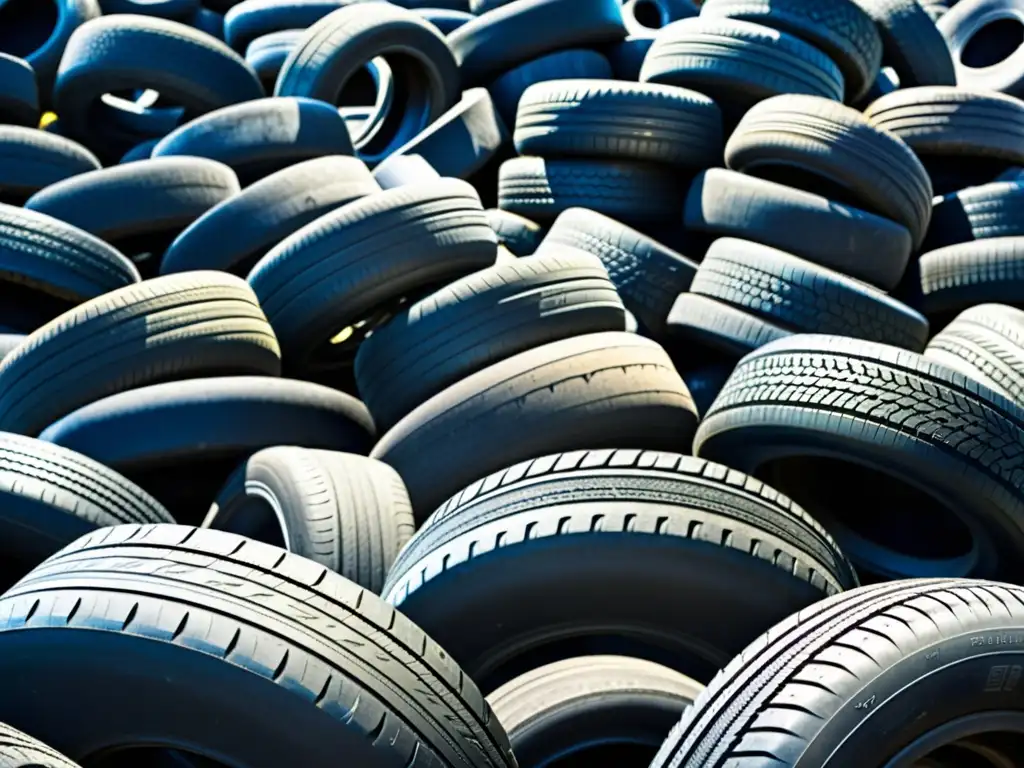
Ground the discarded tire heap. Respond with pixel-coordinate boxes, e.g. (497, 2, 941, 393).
(2, 0, 1024, 765)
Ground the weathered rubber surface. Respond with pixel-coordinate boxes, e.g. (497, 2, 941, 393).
(0, 721, 81, 767)
(925, 303, 1024, 402)
(514, 78, 723, 167)
(694, 333, 1024, 581)
(650, 578, 1024, 766)
(383, 448, 858, 690)
(488, 656, 703, 767)
(725, 94, 933, 248)
(204, 447, 414, 593)
(917, 237, 1024, 323)
(354, 249, 626, 431)
(0, 127, 101, 205)
(699, 0, 882, 102)
(0, 272, 281, 436)
(854, 0, 957, 87)
(0, 525, 517, 767)
(923, 180, 1024, 253)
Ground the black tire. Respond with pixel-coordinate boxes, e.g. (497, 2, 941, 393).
(0, 525, 516, 767)
(354, 249, 626, 431)
(415, 7, 473, 34)
(151, 97, 354, 185)
(923, 180, 1024, 253)
(638, 17, 845, 117)
(371, 152, 442, 189)
(0, 53, 39, 127)
(161, 155, 379, 276)
(204, 446, 414, 592)
(684, 168, 912, 290)
(189, 5, 226, 38)
(53, 15, 264, 161)
(725, 94, 933, 249)
(498, 156, 684, 227)
(0, 203, 141, 334)
(650, 578, 1024, 767)
(939, 0, 1024, 94)
(0, 271, 281, 437)
(693, 333, 1024, 581)
(678, 238, 930, 352)
(0, 722, 81, 768)
(855, 0, 957, 87)
(274, 4, 460, 164)
(623, 0, 697, 32)
(488, 656, 703, 767)
(39, 376, 375, 522)
(448, 0, 627, 87)
(925, 303, 1024, 402)
(99, 0, 198, 19)
(0, 126, 100, 206)
(699, 0, 882, 103)
(248, 178, 497, 373)
(371, 332, 698, 518)
(0, 432, 173, 588)
(537, 207, 698, 337)
(514, 78, 723, 168)
(485, 208, 543, 256)
(244, 28, 303, 92)
(917, 237, 1024, 327)
(382, 448, 857, 690)
(224, 0, 346, 52)
(667, 292, 793, 360)
(118, 138, 159, 163)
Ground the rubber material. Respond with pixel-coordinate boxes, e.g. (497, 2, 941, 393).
(0, 53, 39, 127)
(0, 126, 100, 206)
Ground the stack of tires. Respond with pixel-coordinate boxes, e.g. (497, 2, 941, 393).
(0, 0, 1023, 766)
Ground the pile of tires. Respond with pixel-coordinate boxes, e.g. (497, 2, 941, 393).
(0, 0, 1023, 765)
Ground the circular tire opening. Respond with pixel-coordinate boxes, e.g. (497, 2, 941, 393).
(759, 456, 980, 580)
(961, 18, 1024, 69)
(0, 0, 58, 58)
(633, 0, 667, 28)
(888, 714, 1024, 767)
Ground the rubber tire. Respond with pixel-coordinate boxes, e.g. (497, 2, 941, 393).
(0, 525, 517, 767)
(855, 0, 957, 87)
(488, 656, 703, 767)
(699, 0, 882, 103)
(151, 97, 355, 185)
(371, 332, 699, 518)
(248, 178, 496, 372)
(118, 138, 159, 163)
(0, 271, 281, 437)
(0, 722, 81, 767)
(650, 579, 1024, 767)
(161, 155, 379, 276)
(224, 0, 349, 52)
(514, 78, 723, 168)
(939, 0, 1024, 95)
(244, 28, 303, 91)
(0, 53, 39, 127)
(622, 0, 698, 32)
(694, 333, 1024, 581)
(918, 237, 1024, 325)
(923, 180, 1024, 253)
(382, 448, 858, 690)
(604, 35, 654, 80)
(725, 94, 933, 249)
(371, 152, 441, 189)
(203, 446, 414, 593)
(925, 303, 1024, 402)
(485, 208, 543, 256)
(415, 7, 473, 33)
(537, 207, 699, 337)
(684, 168, 912, 290)
(0, 127, 100, 206)
(353, 249, 627, 431)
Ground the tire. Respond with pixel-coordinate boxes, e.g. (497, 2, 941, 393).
(274, 4, 459, 164)
(917, 237, 1024, 327)
(725, 94, 933, 249)
(99, 0, 198, 17)
(0, 53, 39, 128)
(40, 376, 375, 522)
(677, 238, 930, 351)
(699, 0, 882, 103)
(485, 208, 543, 256)
(415, 7, 473, 34)
(488, 656, 703, 767)
(0, 203, 141, 333)
(0, 126, 100, 206)
(382, 448, 857, 690)
(939, 0, 1024, 94)
(855, 0, 956, 88)
(514, 78, 723, 168)
(667, 292, 794, 360)
(151, 97, 355, 185)
(371, 153, 442, 189)
(923, 180, 1024, 253)
(684, 168, 912, 290)
(189, 5, 226, 38)
(622, 0, 698, 32)
(371, 332, 698, 518)
(638, 18, 845, 117)
(693, 333, 1024, 581)
(0, 335, 24, 362)
(650, 578, 1024, 767)
(118, 138, 159, 163)
(487, 49, 614, 129)
(0, 271, 281, 437)
(537, 207, 699, 337)
(925, 303, 1024, 402)
(244, 28, 303, 92)
(354, 249, 626, 431)
(204, 446, 414, 592)
(248, 178, 497, 373)
(498, 156, 684, 227)
(53, 15, 264, 162)
(0, 722, 81, 768)
(0, 432, 173, 588)
(604, 34, 654, 80)
(0, 525, 516, 768)
(161, 155, 379, 276)
(224, 0, 348, 52)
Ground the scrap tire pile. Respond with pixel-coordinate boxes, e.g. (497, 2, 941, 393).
(2, 0, 1024, 765)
